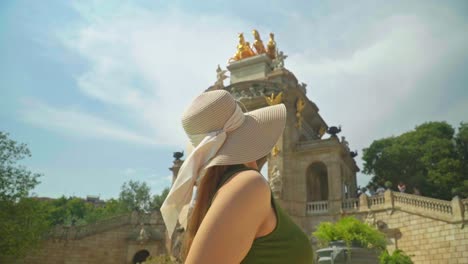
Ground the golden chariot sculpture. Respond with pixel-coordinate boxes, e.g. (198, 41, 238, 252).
(229, 30, 277, 62)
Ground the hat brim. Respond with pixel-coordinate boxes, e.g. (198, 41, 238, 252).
(205, 103, 287, 168)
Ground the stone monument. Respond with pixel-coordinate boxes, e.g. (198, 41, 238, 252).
(210, 31, 360, 232)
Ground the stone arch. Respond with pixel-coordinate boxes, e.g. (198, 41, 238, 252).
(133, 249, 150, 264)
(306, 162, 329, 201)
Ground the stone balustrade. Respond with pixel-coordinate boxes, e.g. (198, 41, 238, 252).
(307, 201, 329, 215)
(342, 198, 359, 211)
(48, 214, 131, 240)
(306, 191, 467, 224)
(393, 192, 452, 215)
(463, 198, 468, 214)
(48, 211, 163, 240)
(368, 194, 385, 207)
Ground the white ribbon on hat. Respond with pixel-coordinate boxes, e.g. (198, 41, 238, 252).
(161, 104, 245, 238)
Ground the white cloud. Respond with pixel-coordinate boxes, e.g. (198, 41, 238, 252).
(20, 99, 159, 146)
(52, 5, 257, 147)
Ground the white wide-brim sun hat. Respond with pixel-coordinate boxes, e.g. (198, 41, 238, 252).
(182, 89, 287, 167)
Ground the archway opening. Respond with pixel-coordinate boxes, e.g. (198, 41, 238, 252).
(133, 249, 150, 264)
(306, 162, 329, 201)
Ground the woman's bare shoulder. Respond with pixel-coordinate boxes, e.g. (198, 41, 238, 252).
(217, 169, 270, 200)
(186, 169, 271, 263)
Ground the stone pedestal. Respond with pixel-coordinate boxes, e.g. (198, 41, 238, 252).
(227, 54, 272, 84)
(169, 159, 183, 184)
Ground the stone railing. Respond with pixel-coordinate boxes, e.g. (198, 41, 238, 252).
(463, 199, 468, 214)
(342, 198, 359, 211)
(393, 192, 452, 215)
(48, 214, 131, 240)
(306, 191, 467, 224)
(368, 194, 385, 208)
(47, 211, 163, 240)
(307, 201, 329, 215)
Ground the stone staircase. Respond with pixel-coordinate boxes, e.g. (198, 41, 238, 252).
(47, 211, 163, 240)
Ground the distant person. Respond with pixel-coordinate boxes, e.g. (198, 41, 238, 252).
(376, 186, 385, 195)
(413, 187, 421, 195)
(161, 90, 313, 263)
(398, 182, 406, 193)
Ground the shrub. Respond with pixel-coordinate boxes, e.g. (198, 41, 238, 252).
(384, 181, 393, 189)
(379, 249, 413, 264)
(313, 216, 387, 250)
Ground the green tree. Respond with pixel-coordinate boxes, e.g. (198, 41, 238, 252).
(0, 132, 41, 201)
(363, 122, 468, 200)
(0, 198, 51, 262)
(151, 187, 170, 211)
(454, 122, 468, 197)
(47, 196, 71, 225)
(0, 132, 49, 261)
(83, 198, 128, 224)
(47, 196, 129, 226)
(119, 180, 152, 212)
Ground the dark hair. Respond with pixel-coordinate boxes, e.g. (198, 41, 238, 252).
(181, 165, 229, 261)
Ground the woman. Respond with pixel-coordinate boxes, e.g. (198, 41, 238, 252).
(161, 90, 313, 263)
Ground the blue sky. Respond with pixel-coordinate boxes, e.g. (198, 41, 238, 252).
(1, 0, 467, 199)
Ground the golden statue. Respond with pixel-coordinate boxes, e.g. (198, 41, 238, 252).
(242, 41, 256, 58)
(295, 97, 305, 129)
(266, 33, 277, 59)
(229, 33, 256, 62)
(319, 126, 326, 137)
(265, 91, 283, 105)
(272, 145, 280, 157)
(252, 29, 266, 55)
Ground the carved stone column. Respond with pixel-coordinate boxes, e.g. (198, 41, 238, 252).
(169, 154, 184, 185)
(359, 193, 369, 212)
(451, 196, 464, 224)
(326, 162, 343, 214)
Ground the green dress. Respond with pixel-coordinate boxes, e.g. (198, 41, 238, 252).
(210, 165, 314, 264)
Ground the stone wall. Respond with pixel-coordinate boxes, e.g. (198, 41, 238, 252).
(372, 209, 468, 264)
(302, 190, 468, 264)
(17, 212, 167, 264)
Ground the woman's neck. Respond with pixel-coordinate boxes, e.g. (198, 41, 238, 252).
(243, 161, 259, 170)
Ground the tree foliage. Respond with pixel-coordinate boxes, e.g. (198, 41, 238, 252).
(379, 249, 413, 264)
(119, 180, 152, 212)
(151, 187, 170, 211)
(46, 196, 128, 226)
(0, 198, 51, 263)
(0, 132, 41, 201)
(0, 132, 47, 261)
(363, 122, 468, 200)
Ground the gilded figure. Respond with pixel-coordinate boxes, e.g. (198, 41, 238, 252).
(272, 145, 280, 157)
(229, 33, 256, 62)
(252, 29, 266, 55)
(319, 126, 326, 137)
(242, 41, 256, 58)
(295, 97, 305, 129)
(266, 33, 277, 59)
(265, 91, 283, 105)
